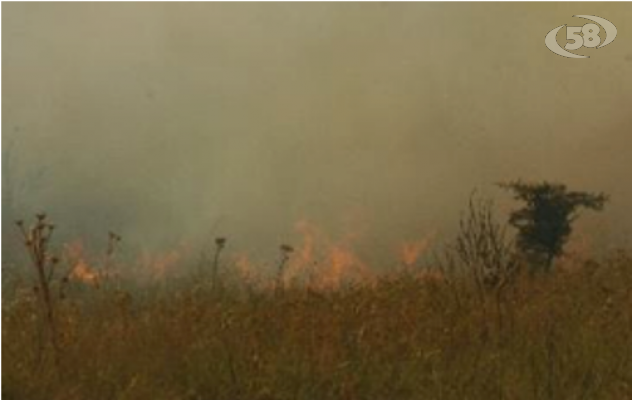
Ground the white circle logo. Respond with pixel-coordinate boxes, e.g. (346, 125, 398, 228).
(545, 15, 617, 59)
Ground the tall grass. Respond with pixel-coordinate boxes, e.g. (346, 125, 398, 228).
(3, 248, 631, 400)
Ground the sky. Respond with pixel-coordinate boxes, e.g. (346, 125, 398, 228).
(3, 3, 632, 263)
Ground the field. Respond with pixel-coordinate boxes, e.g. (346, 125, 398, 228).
(3, 240, 632, 400)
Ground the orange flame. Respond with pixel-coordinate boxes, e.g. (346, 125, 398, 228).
(139, 247, 185, 280)
(399, 234, 434, 268)
(64, 241, 101, 286)
(233, 252, 266, 287)
(284, 219, 374, 290)
(61, 223, 439, 290)
(70, 260, 101, 286)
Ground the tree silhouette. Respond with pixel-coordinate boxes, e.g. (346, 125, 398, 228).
(499, 181, 607, 271)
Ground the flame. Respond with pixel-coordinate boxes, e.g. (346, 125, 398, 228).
(283, 219, 374, 290)
(64, 241, 101, 286)
(233, 252, 264, 287)
(399, 234, 434, 268)
(139, 248, 183, 280)
(234, 253, 253, 278)
(70, 259, 101, 286)
(135, 240, 195, 280)
(284, 219, 318, 285)
(60, 223, 438, 290)
(321, 244, 373, 288)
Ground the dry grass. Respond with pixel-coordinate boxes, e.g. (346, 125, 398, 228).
(3, 248, 632, 400)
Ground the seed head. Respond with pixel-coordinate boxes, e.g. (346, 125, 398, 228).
(280, 244, 294, 254)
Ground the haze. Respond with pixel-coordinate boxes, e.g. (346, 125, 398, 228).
(3, 3, 632, 263)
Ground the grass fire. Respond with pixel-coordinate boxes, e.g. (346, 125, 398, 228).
(3, 3, 632, 399)
(3, 187, 632, 399)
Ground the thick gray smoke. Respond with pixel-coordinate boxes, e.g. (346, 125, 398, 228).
(3, 3, 632, 262)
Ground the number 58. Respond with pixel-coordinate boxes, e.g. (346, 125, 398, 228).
(565, 23, 601, 50)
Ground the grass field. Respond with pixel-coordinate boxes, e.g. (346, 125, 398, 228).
(3, 245, 631, 400)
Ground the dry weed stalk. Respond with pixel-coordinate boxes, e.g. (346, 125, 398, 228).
(105, 231, 122, 270)
(102, 231, 122, 288)
(277, 244, 294, 290)
(15, 213, 60, 362)
(212, 237, 227, 291)
(436, 193, 522, 397)
(454, 193, 519, 298)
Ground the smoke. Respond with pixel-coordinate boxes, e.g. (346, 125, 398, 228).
(3, 3, 632, 261)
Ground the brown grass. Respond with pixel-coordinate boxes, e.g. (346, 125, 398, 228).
(3, 249, 632, 400)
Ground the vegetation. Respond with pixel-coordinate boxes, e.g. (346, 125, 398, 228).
(4, 254, 631, 400)
(3, 189, 630, 400)
(500, 181, 608, 271)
